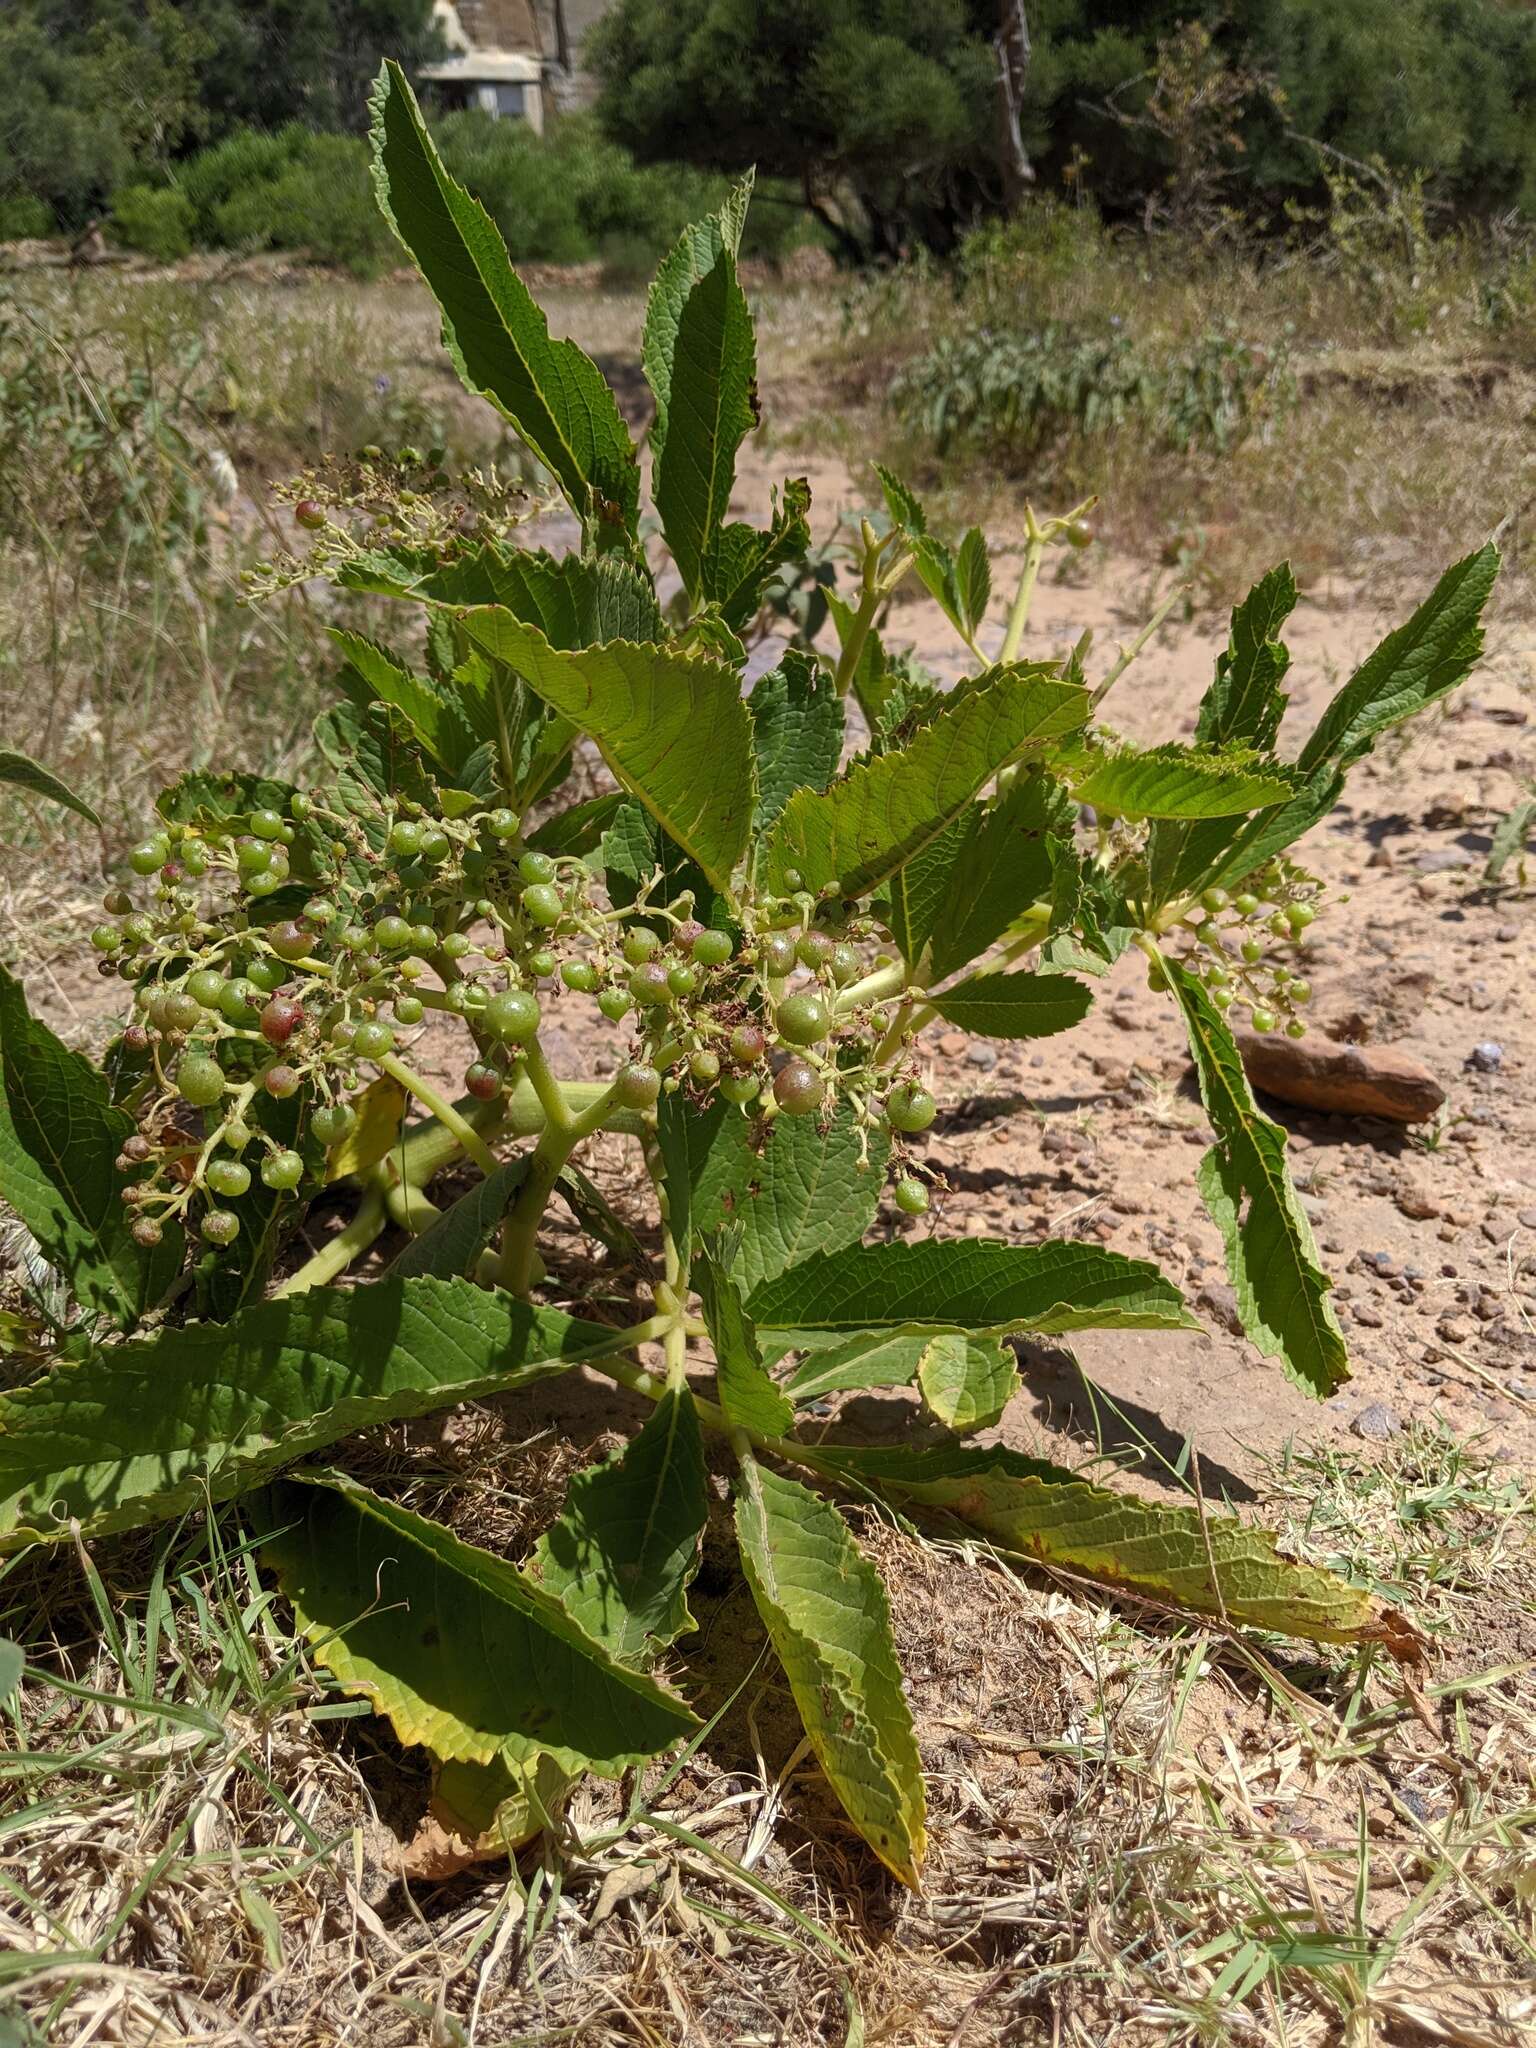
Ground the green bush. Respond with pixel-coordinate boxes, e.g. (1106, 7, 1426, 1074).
(110, 183, 196, 262)
(892, 320, 1293, 466)
(0, 191, 52, 239)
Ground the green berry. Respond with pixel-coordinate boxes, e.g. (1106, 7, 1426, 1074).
(760, 932, 797, 976)
(692, 928, 734, 967)
(200, 1209, 240, 1246)
(311, 1102, 357, 1145)
(1201, 888, 1229, 913)
(485, 989, 541, 1042)
(1286, 1019, 1307, 1039)
(418, 828, 451, 864)
(394, 994, 425, 1025)
(518, 850, 556, 884)
(235, 837, 274, 877)
(893, 1177, 930, 1217)
(1240, 938, 1264, 965)
(411, 924, 437, 954)
(389, 820, 424, 857)
(781, 868, 804, 892)
(179, 845, 208, 878)
(720, 1072, 759, 1105)
(729, 1023, 766, 1064)
(1234, 893, 1260, 917)
(268, 920, 311, 962)
(629, 961, 672, 1007)
(120, 912, 154, 947)
(1287, 903, 1316, 933)
(689, 1050, 721, 1085)
(374, 915, 412, 951)
(90, 922, 120, 953)
(1289, 979, 1311, 1005)
(1211, 986, 1234, 1011)
(615, 1062, 662, 1109)
(486, 809, 518, 839)
(829, 942, 860, 986)
(245, 957, 287, 993)
(441, 931, 471, 960)
(178, 1056, 225, 1108)
(218, 979, 262, 1026)
(187, 969, 226, 1008)
(773, 1059, 824, 1116)
(528, 947, 558, 979)
(128, 836, 169, 876)
(561, 960, 598, 993)
(206, 1158, 251, 1198)
(796, 931, 836, 970)
(667, 963, 699, 998)
(261, 1149, 304, 1190)
(163, 991, 202, 1033)
(597, 989, 633, 1022)
(263, 1065, 300, 1098)
(885, 1082, 936, 1133)
(1250, 1007, 1276, 1033)
(351, 1019, 395, 1059)
(776, 993, 831, 1047)
(249, 808, 284, 842)
(623, 927, 661, 965)
(523, 883, 562, 928)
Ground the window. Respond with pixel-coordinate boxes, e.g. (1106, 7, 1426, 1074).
(493, 82, 526, 118)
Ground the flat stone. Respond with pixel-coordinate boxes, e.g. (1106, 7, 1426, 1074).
(1352, 1401, 1402, 1441)
(1234, 1032, 1446, 1125)
(1195, 1280, 1243, 1335)
(1415, 846, 1477, 874)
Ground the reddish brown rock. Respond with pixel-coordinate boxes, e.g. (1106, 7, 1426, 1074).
(1235, 1031, 1446, 1124)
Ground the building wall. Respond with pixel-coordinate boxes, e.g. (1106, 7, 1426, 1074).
(531, 0, 618, 108)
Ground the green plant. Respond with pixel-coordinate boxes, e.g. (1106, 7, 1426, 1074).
(109, 180, 196, 261)
(1485, 786, 1534, 886)
(892, 318, 1292, 468)
(0, 64, 1499, 1887)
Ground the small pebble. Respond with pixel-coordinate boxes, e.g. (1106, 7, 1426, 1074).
(1352, 1401, 1402, 1441)
(1467, 1042, 1503, 1072)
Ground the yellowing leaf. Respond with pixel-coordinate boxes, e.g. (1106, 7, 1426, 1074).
(325, 1074, 408, 1183)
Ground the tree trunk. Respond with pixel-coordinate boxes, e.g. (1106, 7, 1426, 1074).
(996, 0, 1034, 206)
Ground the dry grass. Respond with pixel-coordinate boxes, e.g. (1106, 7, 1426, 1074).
(3, 1413, 1532, 2048)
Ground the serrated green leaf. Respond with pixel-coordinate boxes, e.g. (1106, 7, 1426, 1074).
(1195, 562, 1296, 752)
(1298, 543, 1499, 774)
(1165, 962, 1348, 1399)
(264, 1473, 697, 1775)
(735, 1460, 925, 1885)
(345, 542, 664, 648)
(874, 464, 928, 537)
(1071, 744, 1300, 820)
(931, 969, 1092, 1039)
(330, 628, 477, 778)
(801, 1444, 1397, 1646)
(707, 476, 813, 631)
(644, 175, 758, 601)
(599, 797, 719, 932)
(0, 750, 99, 826)
(953, 527, 991, 639)
(926, 772, 1070, 982)
(749, 1238, 1196, 1352)
(786, 1330, 931, 1403)
(529, 1388, 708, 1664)
(0, 965, 179, 1328)
(460, 616, 753, 895)
(390, 1160, 527, 1279)
(0, 1276, 608, 1547)
(369, 63, 638, 528)
(657, 1094, 890, 1296)
(916, 1334, 1017, 1434)
(696, 1246, 795, 1437)
(748, 649, 844, 842)
(765, 664, 1087, 898)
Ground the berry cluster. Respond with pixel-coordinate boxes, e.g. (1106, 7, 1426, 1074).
(1163, 857, 1325, 1036)
(93, 786, 945, 1252)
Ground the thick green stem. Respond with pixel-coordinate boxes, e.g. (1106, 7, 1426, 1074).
(272, 1187, 387, 1297)
(380, 1053, 500, 1175)
(497, 1040, 621, 1295)
(999, 526, 1045, 665)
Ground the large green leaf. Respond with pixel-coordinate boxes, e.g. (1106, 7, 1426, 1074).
(764, 664, 1088, 899)
(264, 1473, 697, 1774)
(786, 1329, 933, 1403)
(735, 1460, 925, 1885)
(330, 628, 478, 779)
(369, 62, 638, 528)
(344, 543, 664, 647)
(1298, 543, 1499, 774)
(1070, 744, 1300, 820)
(656, 1094, 890, 1295)
(0, 750, 99, 826)
(529, 1388, 708, 1664)
(748, 1238, 1196, 1353)
(0, 965, 179, 1328)
(598, 797, 720, 934)
(883, 812, 970, 965)
(0, 1276, 607, 1547)
(644, 177, 757, 600)
(461, 615, 754, 895)
(1165, 962, 1348, 1399)
(696, 1246, 794, 1437)
(747, 650, 844, 842)
(802, 1444, 1398, 1647)
(931, 969, 1092, 1039)
(922, 770, 1070, 982)
(1194, 561, 1296, 752)
(708, 475, 813, 631)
